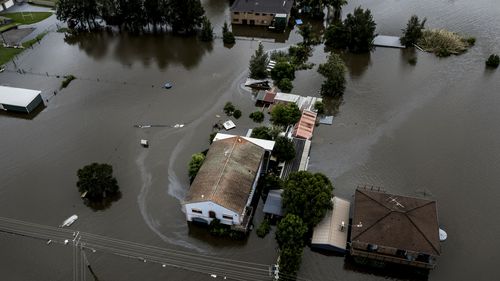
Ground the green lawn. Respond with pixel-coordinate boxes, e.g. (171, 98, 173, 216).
(0, 32, 48, 66)
(0, 22, 20, 32)
(0, 12, 53, 25)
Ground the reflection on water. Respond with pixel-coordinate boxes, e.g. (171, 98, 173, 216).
(0, 104, 46, 120)
(64, 31, 214, 70)
(83, 191, 122, 211)
(343, 256, 429, 281)
(232, 25, 292, 43)
(341, 51, 372, 78)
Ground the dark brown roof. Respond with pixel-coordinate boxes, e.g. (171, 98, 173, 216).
(185, 137, 264, 214)
(351, 188, 441, 256)
(230, 0, 294, 14)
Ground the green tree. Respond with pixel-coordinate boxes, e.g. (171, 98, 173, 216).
(314, 100, 325, 114)
(273, 136, 296, 162)
(250, 126, 273, 140)
(279, 245, 304, 278)
(233, 109, 242, 119)
(297, 23, 313, 45)
(317, 53, 347, 97)
(77, 163, 119, 200)
(276, 214, 308, 248)
(222, 21, 235, 44)
(270, 103, 301, 127)
(249, 42, 269, 79)
(249, 111, 265, 123)
(199, 16, 213, 41)
(188, 153, 205, 180)
(282, 171, 334, 228)
(223, 102, 235, 116)
(343, 7, 377, 52)
(166, 0, 205, 34)
(326, 0, 348, 21)
(144, 0, 166, 31)
(400, 15, 426, 47)
(277, 78, 293, 93)
(324, 22, 349, 49)
(56, 0, 99, 29)
(271, 61, 295, 82)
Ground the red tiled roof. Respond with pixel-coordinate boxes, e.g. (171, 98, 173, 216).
(293, 110, 317, 140)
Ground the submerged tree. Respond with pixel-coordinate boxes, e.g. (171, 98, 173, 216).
(166, 0, 205, 34)
(272, 136, 296, 162)
(400, 15, 427, 47)
(249, 42, 269, 79)
(199, 16, 214, 41)
(222, 21, 236, 44)
(317, 53, 346, 97)
(77, 163, 119, 200)
(270, 103, 301, 127)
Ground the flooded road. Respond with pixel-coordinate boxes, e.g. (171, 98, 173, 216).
(1, 0, 499, 280)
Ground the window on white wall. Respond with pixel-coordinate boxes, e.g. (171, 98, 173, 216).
(222, 215, 232, 220)
(192, 209, 202, 214)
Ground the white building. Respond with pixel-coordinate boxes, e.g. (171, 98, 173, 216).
(183, 135, 274, 232)
(0, 0, 14, 12)
(0, 86, 43, 113)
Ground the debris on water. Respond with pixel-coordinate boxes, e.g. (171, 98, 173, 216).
(164, 82, 173, 89)
(140, 139, 149, 147)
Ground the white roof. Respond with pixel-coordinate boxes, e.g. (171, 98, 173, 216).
(275, 92, 300, 103)
(311, 197, 351, 251)
(373, 35, 405, 48)
(223, 120, 236, 130)
(0, 86, 41, 107)
(213, 133, 275, 151)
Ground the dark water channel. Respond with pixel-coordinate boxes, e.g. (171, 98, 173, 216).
(1, 0, 499, 280)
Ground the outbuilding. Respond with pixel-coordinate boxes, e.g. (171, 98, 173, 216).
(0, 86, 43, 113)
(0, 0, 14, 12)
(311, 197, 351, 254)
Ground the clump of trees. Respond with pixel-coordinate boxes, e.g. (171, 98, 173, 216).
(317, 53, 347, 97)
(270, 103, 302, 128)
(222, 22, 235, 44)
(249, 111, 265, 123)
(314, 100, 325, 114)
(223, 102, 236, 116)
(485, 54, 499, 68)
(188, 153, 205, 181)
(324, 6, 377, 53)
(251, 126, 273, 140)
(273, 136, 296, 162)
(249, 42, 269, 79)
(275, 214, 308, 276)
(77, 163, 119, 200)
(400, 15, 426, 48)
(56, 0, 207, 34)
(199, 16, 213, 41)
(277, 78, 293, 93)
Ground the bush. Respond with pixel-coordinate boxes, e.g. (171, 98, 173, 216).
(233, 109, 242, 119)
(223, 102, 235, 116)
(486, 54, 500, 68)
(249, 111, 265, 123)
(256, 218, 271, 238)
(418, 29, 473, 57)
(209, 131, 217, 144)
(408, 57, 417, 65)
(61, 74, 76, 89)
(277, 78, 293, 93)
(222, 22, 235, 45)
(199, 16, 213, 42)
(188, 153, 205, 181)
(271, 61, 295, 81)
(400, 15, 426, 48)
(273, 136, 296, 162)
(251, 126, 273, 140)
(466, 37, 476, 46)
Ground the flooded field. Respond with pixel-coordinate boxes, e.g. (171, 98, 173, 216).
(1, 0, 499, 280)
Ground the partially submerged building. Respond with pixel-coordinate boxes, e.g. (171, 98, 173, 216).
(263, 189, 284, 219)
(183, 135, 275, 232)
(230, 0, 294, 30)
(311, 197, 351, 254)
(0, 0, 14, 12)
(0, 86, 43, 113)
(350, 188, 441, 269)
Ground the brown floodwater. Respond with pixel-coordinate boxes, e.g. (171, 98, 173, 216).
(1, 0, 499, 280)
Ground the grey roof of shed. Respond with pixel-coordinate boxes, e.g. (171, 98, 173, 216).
(263, 189, 284, 216)
(351, 188, 441, 256)
(230, 0, 294, 14)
(185, 137, 265, 214)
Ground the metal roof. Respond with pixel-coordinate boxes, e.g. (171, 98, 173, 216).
(263, 189, 284, 216)
(293, 110, 316, 140)
(275, 92, 300, 103)
(373, 35, 405, 48)
(351, 188, 441, 256)
(312, 197, 351, 252)
(213, 133, 275, 151)
(185, 137, 265, 214)
(0, 86, 41, 107)
(230, 0, 294, 14)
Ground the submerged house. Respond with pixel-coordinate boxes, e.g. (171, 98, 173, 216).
(350, 188, 441, 269)
(230, 0, 294, 31)
(311, 197, 351, 254)
(0, 86, 43, 113)
(183, 135, 274, 232)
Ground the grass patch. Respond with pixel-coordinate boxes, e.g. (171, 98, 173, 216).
(418, 29, 474, 57)
(0, 32, 47, 65)
(61, 74, 76, 89)
(0, 22, 20, 32)
(0, 12, 53, 25)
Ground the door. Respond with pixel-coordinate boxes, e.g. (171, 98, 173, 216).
(242, 19, 247, 25)
(209, 211, 216, 218)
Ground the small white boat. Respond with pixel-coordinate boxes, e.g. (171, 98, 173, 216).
(60, 215, 78, 228)
(439, 228, 448, 241)
(140, 139, 149, 147)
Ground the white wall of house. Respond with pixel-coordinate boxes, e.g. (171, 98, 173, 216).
(185, 201, 241, 226)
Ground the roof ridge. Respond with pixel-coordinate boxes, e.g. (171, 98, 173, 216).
(352, 211, 392, 240)
(358, 189, 392, 212)
(210, 138, 238, 200)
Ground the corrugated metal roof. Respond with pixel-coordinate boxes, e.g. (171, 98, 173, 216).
(230, 0, 294, 14)
(263, 189, 284, 216)
(293, 110, 316, 140)
(275, 92, 300, 103)
(0, 86, 41, 107)
(312, 197, 351, 251)
(351, 188, 441, 256)
(185, 137, 265, 214)
(373, 35, 405, 48)
(213, 133, 275, 151)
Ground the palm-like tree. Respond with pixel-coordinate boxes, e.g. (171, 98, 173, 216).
(326, 0, 348, 22)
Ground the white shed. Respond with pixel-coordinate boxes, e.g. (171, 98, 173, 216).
(311, 197, 351, 253)
(0, 86, 43, 113)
